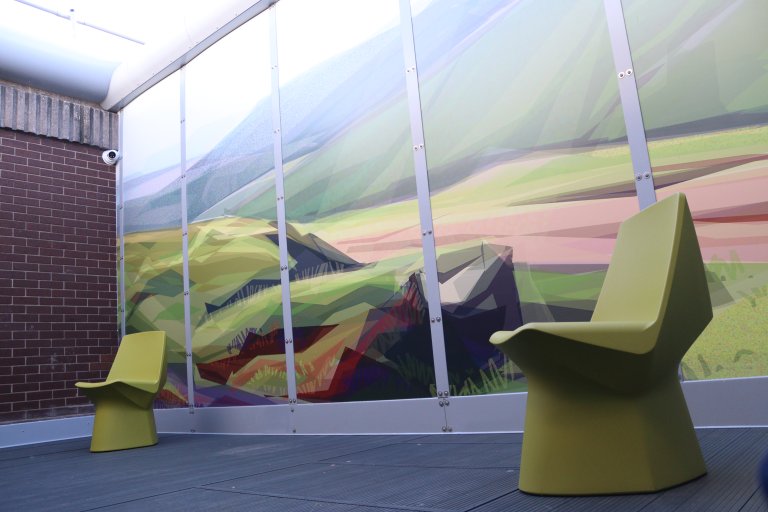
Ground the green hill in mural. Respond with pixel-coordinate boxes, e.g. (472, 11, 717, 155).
(622, 0, 768, 134)
(191, 237, 531, 402)
(123, 0, 768, 232)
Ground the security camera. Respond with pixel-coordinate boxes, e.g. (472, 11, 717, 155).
(102, 149, 120, 165)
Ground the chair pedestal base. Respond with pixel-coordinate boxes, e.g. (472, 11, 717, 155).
(90, 397, 158, 452)
(519, 372, 706, 495)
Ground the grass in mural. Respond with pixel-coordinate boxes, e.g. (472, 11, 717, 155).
(244, 364, 290, 397)
(122, 228, 185, 339)
(647, 125, 768, 164)
(451, 358, 528, 396)
(683, 259, 768, 380)
(683, 291, 768, 380)
(394, 353, 438, 391)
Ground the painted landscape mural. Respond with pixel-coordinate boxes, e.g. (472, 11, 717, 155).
(121, 71, 188, 406)
(413, 0, 632, 394)
(183, 15, 289, 407)
(624, 0, 768, 380)
(120, 0, 768, 407)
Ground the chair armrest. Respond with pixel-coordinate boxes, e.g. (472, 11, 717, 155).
(490, 321, 661, 392)
(491, 321, 656, 355)
(75, 379, 162, 408)
(76, 379, 161, 394)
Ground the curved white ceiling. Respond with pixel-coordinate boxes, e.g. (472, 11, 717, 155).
(0, 0, 271, 109)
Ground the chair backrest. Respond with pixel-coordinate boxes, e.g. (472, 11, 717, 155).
(591, 194, 712, 346)
(107, 331, 167, 390)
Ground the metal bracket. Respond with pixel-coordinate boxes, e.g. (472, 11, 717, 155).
(399, 0, 451, 399)
(603, 0, 656, 209)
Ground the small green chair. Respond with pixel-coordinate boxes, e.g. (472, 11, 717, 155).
(490, 193, 711, 495)
(76, 331, 167, 452)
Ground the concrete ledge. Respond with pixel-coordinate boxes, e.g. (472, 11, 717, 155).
(0, 79, 118, 148)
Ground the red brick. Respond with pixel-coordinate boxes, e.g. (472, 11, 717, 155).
(13, 382, 40, 392)
(1, 155, 28, 165)
(13, 401, 41, 411)
(39, 399, 67, 409)
(4, 393, 26, 403)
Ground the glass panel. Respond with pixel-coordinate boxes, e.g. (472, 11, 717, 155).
(624, 0, 768, 380)
(277, 0, 434, 402)
(121, 72, 186, 407)
(413, 0, 635, 395)
(184, 15, 285, 406)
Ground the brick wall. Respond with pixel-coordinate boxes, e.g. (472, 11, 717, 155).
(0, 127, 117, 423)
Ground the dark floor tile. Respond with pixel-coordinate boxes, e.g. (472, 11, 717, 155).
(471, 490, 657, 512)
(0, 437, 90, 462)
(740, 489, 768, 512)
(321, 440, 520, 469)
(94, 488, 423, 512)
(635, 429, 768, 512)
(206, 463, 518, 511)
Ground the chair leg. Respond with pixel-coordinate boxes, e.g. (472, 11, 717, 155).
(90, 396, 158, 452)
(519, 371, 706, 495)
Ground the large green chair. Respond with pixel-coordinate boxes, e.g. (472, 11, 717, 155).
(76, 331, 167, 452)
(490, 193, 711, 495)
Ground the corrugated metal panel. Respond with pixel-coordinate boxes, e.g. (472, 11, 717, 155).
(0, 81, 117, 149)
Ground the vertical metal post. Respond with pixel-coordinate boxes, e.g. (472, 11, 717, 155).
(604, 0, 656, 209)
(179, 68, 196, 411)
(270, 5, 299, 425)
(117, 111, 126, 340)
(398, 0, 451, 412)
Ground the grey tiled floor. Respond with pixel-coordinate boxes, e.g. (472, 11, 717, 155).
(2, 429, 766, 511)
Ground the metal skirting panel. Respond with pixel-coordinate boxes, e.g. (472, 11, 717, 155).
(3, 376, 766, 447)
(0, 80, 118, 148)
(292, 398, 447, 434)
(156, 404, 292, 435)
(0, 415, 92, 448)
(148, 375, 768, 438)
(446, 393, 527, 433)
(146, 375, 768, 435)
(683, 376, 768, 427)
(158, 397, 493, 436)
